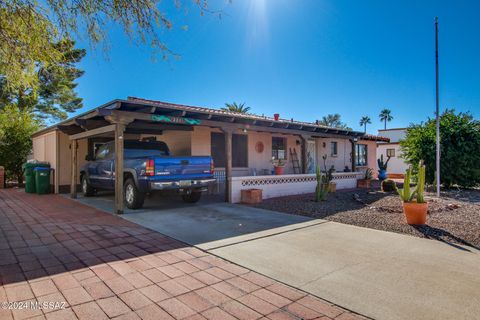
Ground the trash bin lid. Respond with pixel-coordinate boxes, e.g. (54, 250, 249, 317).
(24, 162, 50, 169)
(34, 167, 50, 171)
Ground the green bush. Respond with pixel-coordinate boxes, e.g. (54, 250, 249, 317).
(0, 106, 40, 185)
(400, 110, 480, 188)
(381, 179, 396, 192)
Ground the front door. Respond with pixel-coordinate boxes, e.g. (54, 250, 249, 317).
(307, 140, 316, 173)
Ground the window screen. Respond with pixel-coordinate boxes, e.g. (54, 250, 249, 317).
(356, 144, 368, 166)
(272, 137, 286, 160)
(386, 148, 395, 157)
(210, 133, 248, 168)
(330, 141, 338, 156)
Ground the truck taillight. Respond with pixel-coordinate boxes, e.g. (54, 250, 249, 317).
(146, 159, 155, 176)
(210, 159, 214, 174)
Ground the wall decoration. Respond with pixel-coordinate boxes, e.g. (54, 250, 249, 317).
(255, 141, 264, 153)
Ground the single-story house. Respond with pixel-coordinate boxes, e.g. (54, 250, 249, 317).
(31, 97, 388, 213)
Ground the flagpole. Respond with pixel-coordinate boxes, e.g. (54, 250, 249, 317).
(435, 17, 441, 197)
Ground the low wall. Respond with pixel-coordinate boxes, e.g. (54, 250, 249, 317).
(230, 172, 364, 203)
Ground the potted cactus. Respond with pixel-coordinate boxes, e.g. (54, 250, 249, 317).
(397, 161, 428, 225)
(357, 168, 373, 188)
(377, 154, 391, 181)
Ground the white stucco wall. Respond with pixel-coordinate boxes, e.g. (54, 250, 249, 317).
(377, 143, 408, 174)
(378, 128, 406, 143)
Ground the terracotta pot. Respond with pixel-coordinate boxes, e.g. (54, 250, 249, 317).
(329, 182, 336, 193)
(274, 166, 285, 175)
(357, 179, 371, 188)
(403, 202, 428, 225)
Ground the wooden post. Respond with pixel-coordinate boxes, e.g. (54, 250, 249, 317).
(114, 123, 126, 214)
(351, 139, 357, 172)
(223, 128, 234, 203)
(300, 135, 309, 174)
(70, 140, 77, 198)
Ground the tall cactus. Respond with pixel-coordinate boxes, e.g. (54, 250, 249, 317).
(416, 160, 426, 203)
(397, 167, 416, 202)
(315, 166, 329, 202)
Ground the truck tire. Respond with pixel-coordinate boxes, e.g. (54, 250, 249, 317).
(182, 189, 202, 203)
(81, 175, 95, 197)
(124, 178, 145, 209)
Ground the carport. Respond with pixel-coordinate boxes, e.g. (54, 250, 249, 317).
(33, 97, 368, 215)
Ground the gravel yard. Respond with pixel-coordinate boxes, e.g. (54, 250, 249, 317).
(250, 188, 480, 249)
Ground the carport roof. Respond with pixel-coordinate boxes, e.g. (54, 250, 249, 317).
(32, 97, 389, 141)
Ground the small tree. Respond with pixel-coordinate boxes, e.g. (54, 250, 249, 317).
(318, 114, 352, 130)
(222, 102, 251, 114)
(0, 105, 40, 185)
(400, 110, 480, 188)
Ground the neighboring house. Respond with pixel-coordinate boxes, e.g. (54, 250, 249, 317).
(377, 128, 408, 176)
(31, 97, 388, 203)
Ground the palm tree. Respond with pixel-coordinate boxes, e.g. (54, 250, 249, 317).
(379, 108, 393, 130)
(359, 116, 371, 133)
(221, 102, 251, 114)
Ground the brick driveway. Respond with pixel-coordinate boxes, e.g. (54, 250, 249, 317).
(0, 189, 366, 320)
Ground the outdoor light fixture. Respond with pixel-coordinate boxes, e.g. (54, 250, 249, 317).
(242, 128, 247, 133)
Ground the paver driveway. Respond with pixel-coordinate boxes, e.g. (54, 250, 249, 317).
(0, 189, 366, 320)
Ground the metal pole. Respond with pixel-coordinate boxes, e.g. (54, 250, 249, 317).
(435, 17, 441, 197)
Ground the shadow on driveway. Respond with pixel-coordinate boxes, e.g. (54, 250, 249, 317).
(71, 192, 314, 248)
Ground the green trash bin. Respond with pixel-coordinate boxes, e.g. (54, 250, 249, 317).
(23, 162, 50, 193)
(34, 166, 51, 195)
(23, 162, 38, 193)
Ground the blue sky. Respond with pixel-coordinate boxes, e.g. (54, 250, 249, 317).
(72, 0, 480, 133)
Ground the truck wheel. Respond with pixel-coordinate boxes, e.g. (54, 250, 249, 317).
(182, 190, 202, 203)
(124, 178, 145, 209)
(81, 175, 95, 197)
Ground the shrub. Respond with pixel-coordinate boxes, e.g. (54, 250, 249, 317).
(400, 110, 480, 188)
(381, 179, 396, 192)
(0, 106, 40, 185)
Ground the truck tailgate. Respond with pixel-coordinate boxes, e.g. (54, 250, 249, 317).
(153, 156, 212, 180)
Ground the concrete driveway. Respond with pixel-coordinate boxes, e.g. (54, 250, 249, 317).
(74, 193, 480, 320)
(73, 192, 315, 247)
(210, 219, 480, 320)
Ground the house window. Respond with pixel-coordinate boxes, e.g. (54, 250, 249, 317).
(272, 137, 287, 160)
(387, 148, 395, 157)
(210, 133, 248, 168)
(356, 144, 368, 166)
(330, 142, 338, 157)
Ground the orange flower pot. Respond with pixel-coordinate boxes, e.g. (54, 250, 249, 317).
(329, 182, 336, 193)
(274, 166, 285, 175)
(403, 202, 428, 225)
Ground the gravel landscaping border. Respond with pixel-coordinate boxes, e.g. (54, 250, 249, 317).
(249, 188, 480, 249)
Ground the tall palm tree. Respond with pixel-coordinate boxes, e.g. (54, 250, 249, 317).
(359, 116, 371, 133)
(379, 108, 393, 130)
(221, 102, 251, 113)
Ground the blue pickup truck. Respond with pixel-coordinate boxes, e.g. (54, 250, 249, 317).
(80, 140, 215, 209)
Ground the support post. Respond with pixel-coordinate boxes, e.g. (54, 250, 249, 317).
(70, 140, 77, 198)
(114, 123, 126, 214)
(300, 135, 309, 174)
(222, 128, 234, 203)
(350, 139, 357, 172)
